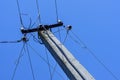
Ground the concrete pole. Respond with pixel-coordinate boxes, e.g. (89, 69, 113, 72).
(38, 30, 95, 80)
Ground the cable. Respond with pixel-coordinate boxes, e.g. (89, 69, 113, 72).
(62, 32, 69, 44)
(21, 13, 32, 29)
(30, 18, 39, 28)
(35, 0, 49, 34)
(58, 27, 62, 42)
(68, 33, 83, 48)
(28, 17, 32, 29)
(35, 0, 41, 24)
(27, 43, 65, 80)
(69, 30, 119, 80)
(27, 43, 47, 63)
(26, 43, 36, 80)
(51, 63, 57, 79)
(53, 28, 64, 34)
(16, 0, 24, 28)
(45, 47, 53, 80)
(54, 0, 62, 43)
(11, 43, 25, 80)
(0, 40, 22, 43)
(30, 33, 42, 44)
(54, 0, 59, 22)
(19, 13, 32, 29)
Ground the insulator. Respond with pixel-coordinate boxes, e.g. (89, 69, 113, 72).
(58, 20, 62, 24)
(66, 25, 72, 30)
(22, 36, 28, 42)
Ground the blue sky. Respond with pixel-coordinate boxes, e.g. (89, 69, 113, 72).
(0, 0, 120, 80)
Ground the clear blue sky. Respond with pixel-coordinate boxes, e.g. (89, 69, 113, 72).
(0, 0, 120, 80)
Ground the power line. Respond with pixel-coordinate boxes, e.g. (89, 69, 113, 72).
(30, 18, 39, 28)
(30, 33, 42, 44)
(58, 27, 62, 42)
(34, 0, 48, 31)
(0, 40, 22, 43)
(27, 43, 66, 80)
(45, 47, 53, 80)
(11, 43, 25, 80)
(54, 0, 59, 22)
(53, 28, 64, 34)
(26, 43, 36, 80)
(69, 30, 119, 80)
(21, 13, 32, 29)
(51, 62, 58, 79)
(54, 0, 62, 43)
(62, 31, 69, 44)
(16, 0, 24, 28)
(27, 43, 47, 62)
(35, 0, 41, 24)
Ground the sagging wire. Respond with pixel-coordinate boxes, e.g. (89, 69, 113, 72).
(62, 32, 68, 45)
(27, 43, 47, 63)
(0, 36, 29, 44)
(58, 27, 62, 42)
(35, 0, 41, 24)
(26, 43, 36, 80)
(0, 40, 22, 43)
(69, 30, 119, 80)
(62, 25, 72, 44)
(30, 17, 39, 29)
(51, 62, 58, 80)
(20, 13, 38, 29)
(16, 0, 24, 28)
(35, 0, 48, 32)
(44, 47, 53, 80)
(54, 0, 59, 22)
(53, 28, 64, 34)
(11, 43, 25, 80)
(20, 13, 32, 29)
(30, 33, 43, 44)
(17, 0, 43, 32)
(27, 43, 66, 80)
(54, 0, 61, 42)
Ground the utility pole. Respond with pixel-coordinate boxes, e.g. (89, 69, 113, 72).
(21, 21, 95, 80)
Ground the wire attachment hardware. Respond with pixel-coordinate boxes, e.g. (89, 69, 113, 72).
(21, 36, 29, 42)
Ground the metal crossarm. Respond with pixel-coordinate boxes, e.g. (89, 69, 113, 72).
(21, 21, 63, 34)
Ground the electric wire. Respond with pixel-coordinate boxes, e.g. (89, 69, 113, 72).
(11, 43, 25, 80)
(69, 30, 119, 80)
(54, 0, 62, 43)
(19, 13, 32, 29)
(8, 0, 65, 80)
(28, 17, 32, 29)
(27, 43, 47, 63)
(16, 0, 24, 27)
(26, 43, 36, 80)
(35, 0, 49, 33)
(0, 39, 22, 43)
(51, 63, 58, 80)
(35, 0, 41, 24)
(58, 28, 62, 42)
(54, 0, 59, 22)
(27, 43, 65, 80)
(23, 13, 39, 29)
(30, 18, 39, 28)
(45, 47, 53, 80)
(30, 33, 42, 44)
(22, 13, 32, 29)
(53, 28, 64, 34)
(62, 32, 69, 44)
